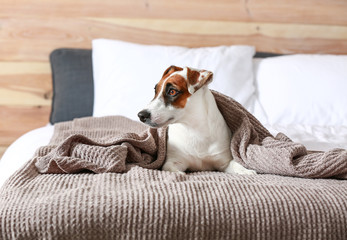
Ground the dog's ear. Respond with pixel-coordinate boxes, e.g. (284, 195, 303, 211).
(186, 67, 213, 94)
(162, 65, 183, 78)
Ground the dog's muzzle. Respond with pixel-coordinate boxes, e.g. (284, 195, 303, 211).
(138, 110, 151, 123)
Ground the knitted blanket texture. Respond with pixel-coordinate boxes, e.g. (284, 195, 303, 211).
(1, 91, 346, 240)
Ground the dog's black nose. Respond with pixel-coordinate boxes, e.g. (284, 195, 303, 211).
(138, 110, 151, 123)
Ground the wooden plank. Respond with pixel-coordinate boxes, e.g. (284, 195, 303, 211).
(0, 75, 52, 106)
(0, 0, 346, 25)
(247, 0, 347, 25)
(0, 17, 92, 61)
(0, 62, 50, 75)
(0, 61, 52, 106)
(0, 106, 50, 146)
(0, 147, 6, 160)
(1, 16, 347, 62)
(0, 88, 51, 106)
(91, 18, 347, 40)
(0, 74, 51, 89)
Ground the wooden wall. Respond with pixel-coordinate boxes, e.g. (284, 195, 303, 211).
(1, 0, 347, 158)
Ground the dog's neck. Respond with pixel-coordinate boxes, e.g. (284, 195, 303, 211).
(171, 87, 229, 137)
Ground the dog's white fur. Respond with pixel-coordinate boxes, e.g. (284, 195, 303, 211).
(139, 66, 256, 175)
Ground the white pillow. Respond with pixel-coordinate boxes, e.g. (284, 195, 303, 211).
(92, 39, 255, 120)
(255, 54, 347, 126)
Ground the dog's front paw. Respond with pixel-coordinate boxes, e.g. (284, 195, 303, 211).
(236, 168, 257, 175)
(224, 160, 257, 175)
(162, 161, 187, 174)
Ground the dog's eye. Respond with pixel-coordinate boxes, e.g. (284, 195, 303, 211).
(168, 89, 178, 96)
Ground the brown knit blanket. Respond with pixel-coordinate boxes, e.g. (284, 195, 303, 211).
(35, 116, 167, 174)
(1, 91, 347, 239)
(35, 91, 347, 179)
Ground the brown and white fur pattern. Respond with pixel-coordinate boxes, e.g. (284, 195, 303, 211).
(138, 66, 256, 175)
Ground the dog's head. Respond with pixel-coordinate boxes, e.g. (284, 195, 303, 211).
(138, 66, 213, 127)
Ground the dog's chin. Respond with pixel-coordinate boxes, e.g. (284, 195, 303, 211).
(145, 117, 174, 128)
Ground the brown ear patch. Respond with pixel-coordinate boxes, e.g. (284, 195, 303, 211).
(162, 65, 183, 79)
(186, 67, 213, 94)
(187, 68, 200, 85)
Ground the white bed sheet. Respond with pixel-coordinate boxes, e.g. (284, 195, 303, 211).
(0, 125, 54, 188)
(1, 122, 346, 188)
(265, 124, 347, 151)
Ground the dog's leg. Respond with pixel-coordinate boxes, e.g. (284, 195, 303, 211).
(224, 160, 257, 175)
(162, 159, 187, 175)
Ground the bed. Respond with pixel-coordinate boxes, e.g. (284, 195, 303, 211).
(0, 39, 346, 240)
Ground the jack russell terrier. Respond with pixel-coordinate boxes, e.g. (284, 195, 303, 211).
(138, 66, 256, 175)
